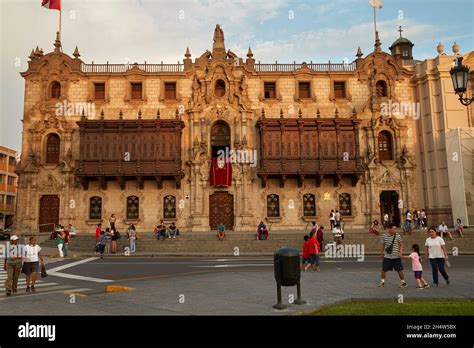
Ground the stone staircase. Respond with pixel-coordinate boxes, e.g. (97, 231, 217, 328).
(36, 228, 474, 256)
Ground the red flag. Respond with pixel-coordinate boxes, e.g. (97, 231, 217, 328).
(42, 0, 61, 11)
(209, 157, 232, 187)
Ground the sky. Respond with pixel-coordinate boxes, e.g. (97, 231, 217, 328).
(0, 0, 473, 152)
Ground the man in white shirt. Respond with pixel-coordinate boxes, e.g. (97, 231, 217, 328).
(23, 236, 44, 292)
(437, 222, 454, 241)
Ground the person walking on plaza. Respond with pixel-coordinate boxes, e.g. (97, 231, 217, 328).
(63, 226, 70, 257)
(304, 230, 320, 271)
(383, 213, 389, 229)
(95, 223, 102, 255)
(56, 227, 65, 258)
(454, 218, 464, 238)
(438, 221, 454, 241)
(110, 228, 119, 253)
(127, 224, 138, 253)
(379, 224, 408, 288)
(109, 214, 116, 231)
(402, 244, 429, 289)
(316, 225, 324, 252)
(329, 209, 335, 230)
(97, 230, 107, 259)
(300, 235, 310, 271)
(23, 236, 44, 293)
(335, 210, 341, 226)
(4, 235, 23, 296)
(425, 227, 450, 286)
(217, 223, 226, 241)
(403, 210, 413, 235)
(332, 223, 344, 245)
(420, 209, 427, 230)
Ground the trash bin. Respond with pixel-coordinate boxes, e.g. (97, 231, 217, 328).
(273, 246, 306, 309)
(274, 246, 300, 286)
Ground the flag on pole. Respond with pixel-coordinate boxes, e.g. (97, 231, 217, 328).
(370, 0, 382, 9)
(42, 0, 61, 11)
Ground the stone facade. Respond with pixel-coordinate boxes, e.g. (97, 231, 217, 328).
(412, 47, 474, 226)
(15, 27, 420, 233)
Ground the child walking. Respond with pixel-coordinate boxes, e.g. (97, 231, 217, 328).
(403, 244, 429, 289)
(300, 235, 310, 271)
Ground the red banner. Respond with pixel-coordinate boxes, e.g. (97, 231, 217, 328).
(209, 157, 232, 187)
(42, 0, 61, 10)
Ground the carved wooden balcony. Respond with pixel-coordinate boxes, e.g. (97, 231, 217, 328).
(256, 116, 364, 188)
(75, 117, 184, 190)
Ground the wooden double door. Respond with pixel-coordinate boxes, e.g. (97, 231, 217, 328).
(209, 191, 234, 231)
(38, 195, 60, 232)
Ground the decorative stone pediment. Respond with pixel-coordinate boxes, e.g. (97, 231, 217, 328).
(378, 170, 400, 186)
(30, 113, 69, 135)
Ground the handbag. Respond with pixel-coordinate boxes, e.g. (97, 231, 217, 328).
(115, 231, 121, 239)
(40, 264, 48, 278)
(385, 234, 397, 254)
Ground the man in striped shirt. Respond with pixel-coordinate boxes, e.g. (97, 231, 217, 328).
(379, 224, 407, 288)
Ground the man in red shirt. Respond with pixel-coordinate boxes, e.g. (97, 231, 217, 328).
(301, 235, 310, 270)
(95, 223, 102, 255)
(304, 230, 320, 271)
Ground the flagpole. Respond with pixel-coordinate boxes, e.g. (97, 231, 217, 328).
(373, 6, 377, 39)
(59, 0, 62, 38)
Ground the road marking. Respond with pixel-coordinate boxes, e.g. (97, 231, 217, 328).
(193, 264, 273, 268)
(48, 271, 112, 283)
(47, 257, 99, 272)
(0, 286, 91, 301)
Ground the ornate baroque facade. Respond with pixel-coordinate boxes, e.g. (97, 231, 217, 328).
(15, 26, 419, 232)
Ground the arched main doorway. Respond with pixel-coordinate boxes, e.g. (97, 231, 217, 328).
(379, 191, 400, 227)
(38, 195, 60, 232)
(209, 191, 234, 231)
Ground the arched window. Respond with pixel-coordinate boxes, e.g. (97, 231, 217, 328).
(378, 131, 393, 161)
(375, 80, 388, 97)
(303, 193, 316, 217)
(126, 196, 139, 220)
(164, 195, 176, 219)
(339, 193, 352, 216)
(45, 134, 60, 164)
(215, 79, 226, 97)
(267, 194, 280, 218)
(89, 196, 102, 220)
(51, 81, 61, 99)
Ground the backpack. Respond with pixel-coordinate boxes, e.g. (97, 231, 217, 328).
(50, 231, 57, 240)
(115, 231, 121, 239)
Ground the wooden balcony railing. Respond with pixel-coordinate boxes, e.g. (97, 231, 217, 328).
(0, 203, 16, 212)
(81, 62, 184, 73)
(254, 61, 356, 72)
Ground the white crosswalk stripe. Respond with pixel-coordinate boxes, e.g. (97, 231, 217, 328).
(0, 268, 92, 299)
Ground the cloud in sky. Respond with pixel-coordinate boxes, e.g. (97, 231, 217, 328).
(0, 0, 472, 150)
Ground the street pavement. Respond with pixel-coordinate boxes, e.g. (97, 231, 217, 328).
(0, 255, 473, 315)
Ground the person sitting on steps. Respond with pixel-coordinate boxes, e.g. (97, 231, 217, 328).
(256, 221, 269, 240)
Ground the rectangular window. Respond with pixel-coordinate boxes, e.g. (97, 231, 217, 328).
(8, 156, 15, 166)
(0, 194, 4, 203)
(0, 154, 6, 164)
(334, 81, 346, 99)
(6, 195, 15, 205)
(94, 83, 105, 100)
(264, 82, 276, 99)
(298, 82, 311, 99)
(0, 175, 4, 183)
(164, 82, 177, 100)
(131, 83, 143, 100)
(7, 176, 15, 185)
